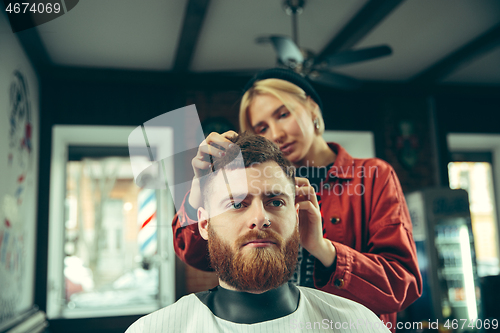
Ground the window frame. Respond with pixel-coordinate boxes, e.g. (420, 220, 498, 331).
(46, 125, 175, 319)
(447, 133, 500, 276)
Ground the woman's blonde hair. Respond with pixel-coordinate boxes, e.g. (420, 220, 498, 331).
(239, 78, 325, 135)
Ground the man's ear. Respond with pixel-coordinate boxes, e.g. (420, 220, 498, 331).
(198, 207, 209, 240)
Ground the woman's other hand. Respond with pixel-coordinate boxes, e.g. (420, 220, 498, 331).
(295, 177, 336, 267)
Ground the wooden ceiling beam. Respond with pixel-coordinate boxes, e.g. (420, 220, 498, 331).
(172, 0, 211, 72)
(316, 0, 405, 63)
(412, 22, 500, 84)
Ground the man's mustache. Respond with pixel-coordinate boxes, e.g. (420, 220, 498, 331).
(235, 229, 284, 249)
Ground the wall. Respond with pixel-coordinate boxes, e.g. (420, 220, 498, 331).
(0, 10, 40, 330)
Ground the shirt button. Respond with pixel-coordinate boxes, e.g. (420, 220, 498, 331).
(323, 183, 330, 189)
(334, 278, 344, 288)
(330, 217, 341, 224)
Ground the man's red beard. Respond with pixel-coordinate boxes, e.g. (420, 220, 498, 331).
(207, 224, 299, 292)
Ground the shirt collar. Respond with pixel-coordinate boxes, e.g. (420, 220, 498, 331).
(327, 142, 355, 180)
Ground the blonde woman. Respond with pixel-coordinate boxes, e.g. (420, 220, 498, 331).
(172, 68, 422, 332)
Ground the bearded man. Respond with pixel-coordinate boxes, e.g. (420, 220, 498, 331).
(125, 133, 389, 333)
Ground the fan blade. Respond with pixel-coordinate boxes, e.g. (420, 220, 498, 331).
(307, 70, 361, 90)
(256, 35, 304, 67)
(324, 45, 392, 67)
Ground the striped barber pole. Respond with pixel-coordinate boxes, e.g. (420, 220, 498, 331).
(137, 189, 157, 258)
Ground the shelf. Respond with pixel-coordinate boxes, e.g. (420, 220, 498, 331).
(435, 238, 461, 245)
(440, 267, 465, 274)
(449, 302, 467, 307)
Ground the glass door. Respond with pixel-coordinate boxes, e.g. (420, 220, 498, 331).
(47, 126, 175, 319)
(448, 154, 500, 277)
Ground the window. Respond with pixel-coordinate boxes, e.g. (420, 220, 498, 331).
(47, 126, 175, 319)
(323, 131, 375, 158)
(448, 133, 500, 278)
(449, 157, 499, 277)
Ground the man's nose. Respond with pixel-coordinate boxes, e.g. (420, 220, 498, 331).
(247, 201, 269, 230)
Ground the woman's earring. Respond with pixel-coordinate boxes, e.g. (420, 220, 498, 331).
(313, 118, 320, 131)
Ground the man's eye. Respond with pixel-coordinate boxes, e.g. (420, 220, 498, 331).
(231, 202, 243, 209)
(269, 200, 284, 207)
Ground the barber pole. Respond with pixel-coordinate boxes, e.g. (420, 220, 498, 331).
(137, 189, 157, 258)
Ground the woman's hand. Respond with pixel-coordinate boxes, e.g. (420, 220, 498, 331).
(188, 130, 238, 208)
(295, 177, 336, 267)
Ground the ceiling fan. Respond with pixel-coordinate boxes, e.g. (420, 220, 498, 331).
(256, 0, 392, 89)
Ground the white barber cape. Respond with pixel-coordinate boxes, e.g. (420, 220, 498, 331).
(126, 286, 390, 333)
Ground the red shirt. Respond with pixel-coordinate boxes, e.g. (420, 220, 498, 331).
(172, 143, 422, 332)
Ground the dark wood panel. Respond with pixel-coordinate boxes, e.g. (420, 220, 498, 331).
(173, 0, 211, 72)
(316, 0, 406, 62)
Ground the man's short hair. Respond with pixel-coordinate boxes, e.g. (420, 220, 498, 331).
(200, 132, 295, 209)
